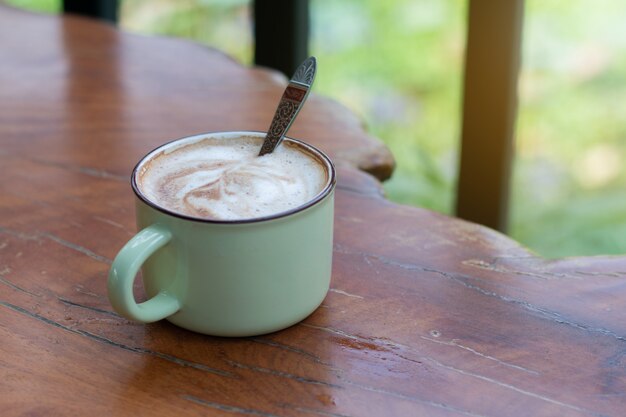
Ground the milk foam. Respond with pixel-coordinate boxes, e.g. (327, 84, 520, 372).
(137, 135, 328, 220)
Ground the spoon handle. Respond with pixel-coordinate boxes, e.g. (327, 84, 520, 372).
(259, 57, 317, 156)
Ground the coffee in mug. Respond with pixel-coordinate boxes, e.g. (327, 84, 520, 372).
(108, 131, 335, 337)
(136, 134, 327, 221)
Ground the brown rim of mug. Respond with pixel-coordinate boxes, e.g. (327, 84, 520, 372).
(131, 131, 336, 224)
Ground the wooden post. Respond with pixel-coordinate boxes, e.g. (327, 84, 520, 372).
(455, 0, 525, 232)
(253, 0, 310, 76)
(62, 0, 119, 24)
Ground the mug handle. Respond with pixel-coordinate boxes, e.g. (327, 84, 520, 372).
(108, 224, 181, 322)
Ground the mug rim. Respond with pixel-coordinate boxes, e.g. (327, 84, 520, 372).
(131, 130, 336, 224)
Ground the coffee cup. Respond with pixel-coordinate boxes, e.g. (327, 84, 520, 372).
(107, 131, 335, 336)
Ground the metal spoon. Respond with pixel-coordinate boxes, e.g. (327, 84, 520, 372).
(258, 56, 317, 156)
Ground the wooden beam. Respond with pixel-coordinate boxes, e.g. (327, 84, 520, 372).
(455, 0, 525, 232)
(253, 0, 310, 76)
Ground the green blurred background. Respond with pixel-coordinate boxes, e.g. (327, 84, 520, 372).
(7, 0, 626, 258)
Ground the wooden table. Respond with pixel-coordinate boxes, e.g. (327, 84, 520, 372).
(1, 6, 625, 417)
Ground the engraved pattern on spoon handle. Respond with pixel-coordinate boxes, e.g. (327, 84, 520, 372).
(259, 57, 316, 156)
(292, 56, 316, 85)
(258, 82, 309, 156)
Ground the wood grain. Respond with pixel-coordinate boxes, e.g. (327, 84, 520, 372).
(1, 5, 625, 417)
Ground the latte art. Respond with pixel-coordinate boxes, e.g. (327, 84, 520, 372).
(137, 135, 328, 221)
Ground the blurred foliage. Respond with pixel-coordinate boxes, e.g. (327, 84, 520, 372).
(514, 0, 626, 257)
(119, 0, 252, 64)
(310, 0, 464, 215)
(6, 0, 626, 257)
(4, 0, 57, 13)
